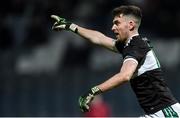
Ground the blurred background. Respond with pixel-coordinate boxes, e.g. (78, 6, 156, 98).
(0, 0, 180, 117)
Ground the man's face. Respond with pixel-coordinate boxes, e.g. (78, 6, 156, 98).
(112, 14, 129, 42)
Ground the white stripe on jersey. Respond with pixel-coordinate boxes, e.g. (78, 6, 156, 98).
(123, 58, 138, 64)
(138, 50, 159, 76)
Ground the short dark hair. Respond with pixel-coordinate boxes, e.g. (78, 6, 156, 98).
(112, 5, 142, 20)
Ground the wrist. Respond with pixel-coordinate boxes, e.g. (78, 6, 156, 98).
(91, 86, 102, 95)
(69, 23, 78, 33)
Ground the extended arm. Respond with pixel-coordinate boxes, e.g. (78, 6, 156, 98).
(79, 59, 138, 112)
(97, 59, 138, 92)
(77, 26, 117, 51)
(51, 15, 117, 52)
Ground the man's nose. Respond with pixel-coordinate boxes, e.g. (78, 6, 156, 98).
(111, 25, 115, 31)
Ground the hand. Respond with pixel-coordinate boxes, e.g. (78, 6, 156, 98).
(50, 15, 78, 33)
(78, 86, 102, 112)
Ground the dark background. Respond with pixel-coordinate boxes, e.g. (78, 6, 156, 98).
(0, 0, 180, 116)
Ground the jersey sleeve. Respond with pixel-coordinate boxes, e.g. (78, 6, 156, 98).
(122, 39, 150, 63)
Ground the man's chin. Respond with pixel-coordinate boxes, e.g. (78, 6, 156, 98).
(116, 39, 125, 44)
(116, 35, 119, 39)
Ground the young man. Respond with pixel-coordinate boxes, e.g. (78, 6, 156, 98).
(51, 5, 180, 117)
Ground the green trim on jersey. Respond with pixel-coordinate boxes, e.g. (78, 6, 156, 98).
(162, 107, 179, 117)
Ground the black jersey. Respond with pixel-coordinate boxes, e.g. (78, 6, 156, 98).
(115, 35, 178, 114)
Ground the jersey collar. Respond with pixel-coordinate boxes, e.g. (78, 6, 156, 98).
(125, 34, 139, 47)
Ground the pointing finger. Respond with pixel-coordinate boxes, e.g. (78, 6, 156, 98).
(51, 15, 60, 22)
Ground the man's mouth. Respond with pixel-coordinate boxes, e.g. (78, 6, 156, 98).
(114, 32, 119, 36)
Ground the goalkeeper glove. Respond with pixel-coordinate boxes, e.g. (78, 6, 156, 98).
(50, 15, 78, 33)
(78, 86, 102, 112)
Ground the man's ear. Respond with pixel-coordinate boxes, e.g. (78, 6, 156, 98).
(129, 20, 135, 31)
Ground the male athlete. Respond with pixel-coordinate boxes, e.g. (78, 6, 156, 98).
(51, 5, 180, 117)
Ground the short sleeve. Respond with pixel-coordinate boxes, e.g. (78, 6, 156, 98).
(122, 39, 150, 63)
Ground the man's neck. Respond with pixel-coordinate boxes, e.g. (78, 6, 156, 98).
(125, 33, 139, 45)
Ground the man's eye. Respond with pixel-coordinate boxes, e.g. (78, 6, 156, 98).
(116, 22, 120, 25)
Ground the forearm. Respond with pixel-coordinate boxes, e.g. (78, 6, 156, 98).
(77, 26, 104, 45)
(96, 73, 129, 92)
(77, 26, 116, 51)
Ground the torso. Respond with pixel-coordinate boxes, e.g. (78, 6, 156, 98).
(115, 35, 178, 114)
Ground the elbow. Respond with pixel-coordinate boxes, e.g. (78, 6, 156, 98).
(116, 73, 131, 83)
(122, 74, 131, 82)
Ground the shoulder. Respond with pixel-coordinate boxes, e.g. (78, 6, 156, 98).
(123, 36, 151, 62)
(130, 36, 149, 48)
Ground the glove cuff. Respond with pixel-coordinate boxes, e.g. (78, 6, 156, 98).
(91, 86, 102, 95)
(69, 23, 78, 33)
